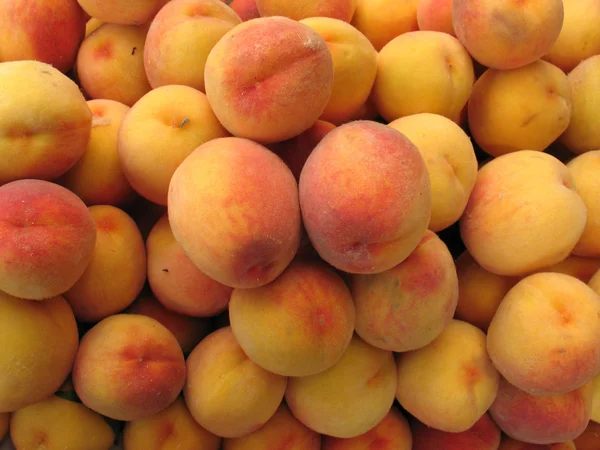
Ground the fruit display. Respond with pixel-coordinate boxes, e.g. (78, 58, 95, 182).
(1, 0, 600, 449)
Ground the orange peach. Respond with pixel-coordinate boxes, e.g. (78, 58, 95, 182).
(487, 272, 600, 396)
(0, 179, 97, 300)
(574, 420, 600, 450)
(168, 137, 302, 288)
(204, 16, 334, 144)
(452, 0, 564, 70)
(416, 0, 455, 36)
(498, 438, 576, 450)
(72, 314, 186, 421)
(460, 151, 587, 277)
(123, 397, 221, 450)
(144, 0, 241, 92)
(75, 23, 152, 106)
(350, 230, 458, 352)
(76, 0, 169, 25)
(0, 292, 78, 413)
(0, 413, 6, 441)
(286, 335, 397, 438)
(228, 0, 259, 21)
(229, 259, 355, 377)
(0, 60, 92, 185)
(118, 84, 230, 205)
(395, 320, 500, 433)
(373, 31, 475, 123)
(184, 327, 287, 438)
(256, 0, 355, 21)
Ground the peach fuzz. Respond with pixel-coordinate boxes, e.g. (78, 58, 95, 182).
(63, 205, 146, 322)
(168, 137, 301, 288)
(410, 413, 501, 450)
(144, 0, 241, 92)
(487, 272, 600, 396)
(76, 0, 169, 25)
(123, 397, 221, 450)
(256, 0, 355, 21)
(204, 16, 334, 144)
(321, 407, 412, 450)
(372, 31, 475, 123)
(395, 320, 500, 433)
(286, 335, 397, 438)
(467, 60, 572, 157)
(59, 99, 135, 207)
(0, 60, 92, 185)
(146, 214, 232, 317)
(0, 414, 6, 441)
(459, 151, 587, 277)
(388, 112, 478, 231)
(299, 120, 431, 274)
(300, 17, 377, 125)
(452, 0, 564, 70)
(75, 22, 152, 107)
(72, 314, 186, 421)
(0, 179, 97, 300)
(416, 0, 455, 36)
(490, 377, 593, 445)
(85, 17, 103, 37)
(118, 84, 229, 206)
(350, 230, 458, 352)
(9, 395, 115, 450)
(126, 295, 212, 355)
(574, 420, 600, 450)
(222, 403, 321, 450)
(560, 55, 600, 154)
(184, 327, 287, 438)
(351, 0, 419, 51)
(229, 259, 355, 377)
(0, 292, 78, 413)
(499, 439, 576, 450)
(0, 0, 86, 73)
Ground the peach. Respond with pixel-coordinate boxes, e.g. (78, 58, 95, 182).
(222, 403, 321, 450)
(0, 0, 86, 73)
(59, 99, 136, 207)
(0, 292, 78, 413)
(489, 377, 593, 445)
(204, 16, 334, 144)
(144, 0, 241, 92)
(72, 314, 186, 421)
(299, 120, 431, 274)
(590, 267, 600, 295)
(452, 0, 564, 70)
(126, 295, 212, 354)
(388, 112, 478, 231)
(85, 17, 104, 36)
(300, 17, 377, 125)
(416, 0, 455, 36)
(542, 0, 600, 74)
(76, 0, 169, 25)
(0, 179, 97, 300)
(168, 137, 302, 288)
(373, 31, 475, 123)
(229, 259, 355, 377)
(256, 0, 355, 21)
(574, 420, 600, 450)
(184, 327, 287, 438)
(123, 397, 221, 450)
(350, 230, 458, 352)
(75, 23, 152, 107)
(589, 371, 600, 423)
(411, 413, 501, 450)
(0, 414, 6, 441)
(229, 0, 259, 21)
(545, 254, 600, 283)
(487, 272, 600, 396)
(498, 438, 576, 450)
(118, 84, 230, 205)
(395, 320, 500, 433)
(460, 151, 587, 277)
(63, 205, 146, 322)
(351, 0, 419, 51)
(321, 407, 412, 450)
(0, 60, 92, 185)
(9, 395, 115, 450)
(285, 335, 397, 438)
(560, 55, 600, 154)
(467, 60, 572, 157)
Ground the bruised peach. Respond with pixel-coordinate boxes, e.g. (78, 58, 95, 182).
(417, 0, 455, 36)
(256, 0, 355, 22)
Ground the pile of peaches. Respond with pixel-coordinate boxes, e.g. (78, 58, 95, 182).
(1, 0, 600, 449)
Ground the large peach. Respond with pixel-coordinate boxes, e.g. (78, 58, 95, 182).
(72, 314, 186, 421)
(76, 0, 168, 25)
(204, 16, 334, 144)
(416, 0, 455, 36)
(256, 0, 355, 21)
(299, 120, 431, 274)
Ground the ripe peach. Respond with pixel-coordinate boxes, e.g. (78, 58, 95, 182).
(0, 60, 92, 185)
(72, 314, 186, 421)
(299, 120, 431, 274)
(395, 320, 500, 433)
(574, 420, 600, 450)
(184, 327, 287, 438)
(416, 0, 455, 36)
(76, 0, 168, 25)
(498, 438, 576, 450)
(256, 0, 355, 21)
(204, 16, 334, 144)
(228, 0, 259, 21)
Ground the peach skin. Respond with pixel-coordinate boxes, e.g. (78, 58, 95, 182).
(256, 0, 355, 22)
(544, 254, 600, 283)
(229, 0, 259, 21)
(76, 0, 169, 25)
(417, 0, 455, 36)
